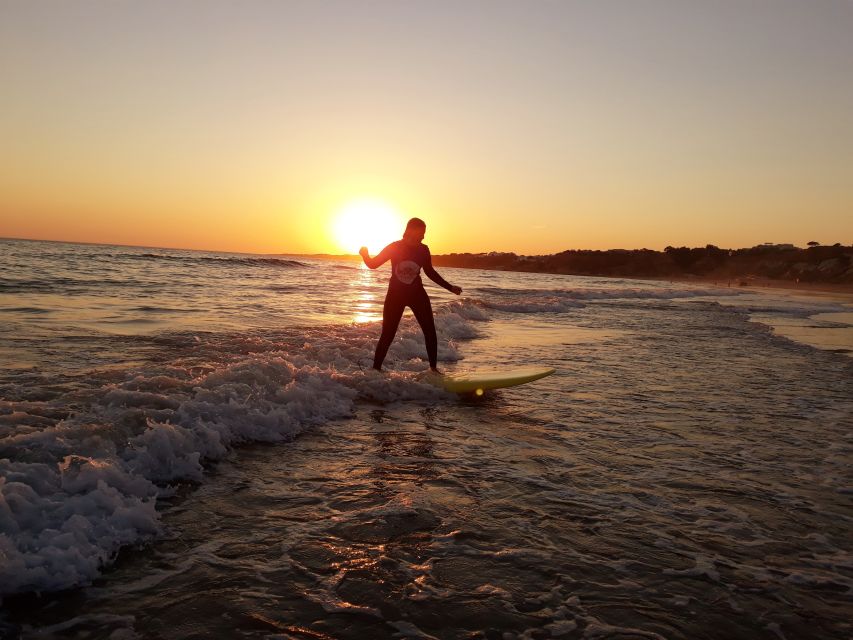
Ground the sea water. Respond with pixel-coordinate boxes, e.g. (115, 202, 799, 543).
(1, 238, 851, 639)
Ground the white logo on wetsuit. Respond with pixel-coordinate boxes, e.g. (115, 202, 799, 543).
(395, 260, 421, 285)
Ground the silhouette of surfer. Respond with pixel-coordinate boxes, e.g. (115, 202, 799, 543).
(360, 218, 462, 372)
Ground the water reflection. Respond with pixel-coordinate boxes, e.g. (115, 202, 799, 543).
(350, 263, 382, 324)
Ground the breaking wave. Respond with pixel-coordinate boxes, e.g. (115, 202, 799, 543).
(471, 285, 742, 313)
(134, 254, 308, 268)
(0, 301, 485, 597)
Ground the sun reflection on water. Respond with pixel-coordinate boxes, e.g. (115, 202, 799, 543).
(351, 263, 382, 324)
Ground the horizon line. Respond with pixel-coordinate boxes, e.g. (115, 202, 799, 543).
(1, 235, 846, 257)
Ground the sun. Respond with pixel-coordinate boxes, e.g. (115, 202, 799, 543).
(332, 198, 404, 255)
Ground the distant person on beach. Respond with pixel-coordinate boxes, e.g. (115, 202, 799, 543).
(360, 217, 462, 372)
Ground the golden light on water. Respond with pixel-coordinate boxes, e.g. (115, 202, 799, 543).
(351, 260, 382, 324)
(352, 299, 379, 324)
(332, 198, 404, 255)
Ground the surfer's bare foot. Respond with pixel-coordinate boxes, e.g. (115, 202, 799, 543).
(430, 367, 443, 375)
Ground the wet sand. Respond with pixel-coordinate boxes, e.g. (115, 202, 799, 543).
(640, 274, 853, 297)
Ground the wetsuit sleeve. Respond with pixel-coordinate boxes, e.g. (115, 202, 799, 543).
(422, 247, 455, 292)
(364, 242, 396, 269)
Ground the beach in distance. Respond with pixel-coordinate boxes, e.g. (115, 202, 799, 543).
(1, 238, 851, 639)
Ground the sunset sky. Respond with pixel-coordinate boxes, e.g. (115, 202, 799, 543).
(1, 1, 851, 255)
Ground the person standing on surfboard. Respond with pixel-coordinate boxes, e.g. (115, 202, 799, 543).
(360, 217, 462, 372)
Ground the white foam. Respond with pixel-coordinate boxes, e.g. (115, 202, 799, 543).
(478, 285, 740, 301)
(473, 285, 741, 314)
(0, 460, 161, 595)
(0, 302, 483, 596)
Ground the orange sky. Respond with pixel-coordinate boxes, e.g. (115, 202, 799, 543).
(1, 1, 851, 255)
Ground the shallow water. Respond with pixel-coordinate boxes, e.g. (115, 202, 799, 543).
(1, 239, 852, 639)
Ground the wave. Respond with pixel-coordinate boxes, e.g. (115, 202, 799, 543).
(0, 278, 57, 294)
(476, 285, 741, 301)
(128, 305, 196, 314)
(0, 301, 488, 597)
(480, 297, 584, 313)
(0, 277, 180, 296)
(467, 286, 741, 314)
(133, 253, 308, 269)
(0, 306, 52, 314)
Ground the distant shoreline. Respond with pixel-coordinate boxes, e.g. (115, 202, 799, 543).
(306, 248, 853, 295)
(4, 237, 852, 294)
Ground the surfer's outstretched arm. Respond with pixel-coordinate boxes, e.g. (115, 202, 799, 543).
(359, 243, 394, 269)
(423, 249, 462, 295)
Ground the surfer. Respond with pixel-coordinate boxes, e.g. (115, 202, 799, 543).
(360, 217, 462, 372)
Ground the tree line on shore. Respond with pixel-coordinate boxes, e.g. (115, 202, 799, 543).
(430, 243, 853, 284)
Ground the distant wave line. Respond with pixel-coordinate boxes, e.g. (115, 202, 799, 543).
(133, 253, 308, 268)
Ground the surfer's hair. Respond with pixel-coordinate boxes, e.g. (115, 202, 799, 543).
(405, 217, 426, 232)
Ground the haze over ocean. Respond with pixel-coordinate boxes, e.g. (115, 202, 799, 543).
(1, 238, 851, 638)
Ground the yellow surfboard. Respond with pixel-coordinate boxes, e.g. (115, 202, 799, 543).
(424, 366, 556, 395)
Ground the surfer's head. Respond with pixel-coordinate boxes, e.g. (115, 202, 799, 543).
(403, 217, 426, 246)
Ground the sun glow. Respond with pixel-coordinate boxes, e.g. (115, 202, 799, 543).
(332, 199, 404, 255)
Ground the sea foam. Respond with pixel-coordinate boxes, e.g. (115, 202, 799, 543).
(0, 301, 484, 597)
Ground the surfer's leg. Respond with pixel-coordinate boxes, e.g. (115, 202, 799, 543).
(373, 290, 406, 370)
(410, 287, 438, 369)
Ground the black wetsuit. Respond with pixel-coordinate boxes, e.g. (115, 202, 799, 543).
(370, 240, 454, 370)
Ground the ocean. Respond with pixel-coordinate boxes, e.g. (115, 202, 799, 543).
(1, 237, 851, 639)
